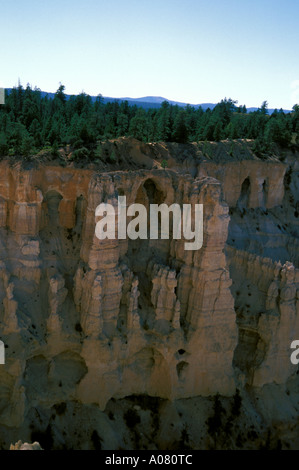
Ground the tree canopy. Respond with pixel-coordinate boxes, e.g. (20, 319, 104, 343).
(0, 84, 298, 160)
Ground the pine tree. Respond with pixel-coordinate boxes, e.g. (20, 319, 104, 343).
(173, 110, 188, 143)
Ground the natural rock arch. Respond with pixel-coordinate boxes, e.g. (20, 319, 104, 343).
(130, 176, 167, 207)
(44, 190, 63, 225)
(126, 178, 167, 269)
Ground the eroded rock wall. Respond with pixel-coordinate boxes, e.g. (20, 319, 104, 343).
(226, 246, 299, 386)
(0, 162, 237, 439)
(0, 143, 298, 449)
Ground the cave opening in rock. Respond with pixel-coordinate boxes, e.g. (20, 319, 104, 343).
(261, 179, 268, 208)
(237, 177, 251, 210)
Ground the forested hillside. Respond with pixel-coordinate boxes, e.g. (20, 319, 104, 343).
(0, 84, 298, 161)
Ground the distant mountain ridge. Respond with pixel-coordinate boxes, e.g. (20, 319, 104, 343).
(5, 88, 291, 114)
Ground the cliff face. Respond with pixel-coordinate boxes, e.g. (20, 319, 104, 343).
(0, 139, 299, 449)
(0, 162, 236, 423)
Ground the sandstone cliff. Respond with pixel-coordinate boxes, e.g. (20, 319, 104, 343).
(0, 138, 299, 450)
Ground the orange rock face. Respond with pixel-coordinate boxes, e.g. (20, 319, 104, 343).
(0, 160, 237, 420)
(0, 140, 298, 448)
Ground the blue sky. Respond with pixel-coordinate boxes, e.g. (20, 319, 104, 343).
(1, 0, 299, 109)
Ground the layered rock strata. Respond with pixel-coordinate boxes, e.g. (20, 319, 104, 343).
(0, 162, 237, 432)
(226, 246, 299, 387)
(0, 145, 298, 448)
